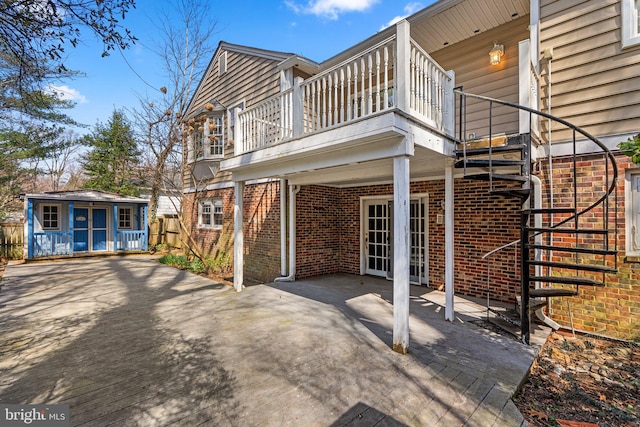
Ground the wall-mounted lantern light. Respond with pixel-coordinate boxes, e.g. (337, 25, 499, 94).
(489, 42, 504, 65)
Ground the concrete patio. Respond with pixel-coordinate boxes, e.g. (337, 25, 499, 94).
(0, 256, 547, 426)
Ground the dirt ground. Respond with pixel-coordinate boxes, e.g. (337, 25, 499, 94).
(513, 330, 640, 427)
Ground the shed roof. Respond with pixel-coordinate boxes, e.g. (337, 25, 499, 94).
(23, 190, 149, 204)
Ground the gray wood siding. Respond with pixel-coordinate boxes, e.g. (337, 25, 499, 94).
(431, 16, 530, 138)
(540, 0, 640, 142)
(186, 46, 286, 187)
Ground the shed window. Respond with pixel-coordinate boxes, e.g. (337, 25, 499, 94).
(119, 207, 132, 229)
(622, 0, 640, 48)
(42, 204, 60, 230)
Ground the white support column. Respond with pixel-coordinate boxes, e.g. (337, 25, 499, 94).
(393, 155, 411, 354)
(444, 159, 455, 321)
(518, 39, 531, 135)
(395, 20, 411, 113)
(280, 178, 287, 277)
(234, 181, 245, 292)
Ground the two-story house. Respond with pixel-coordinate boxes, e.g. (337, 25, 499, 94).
(183, 0, 639, 353)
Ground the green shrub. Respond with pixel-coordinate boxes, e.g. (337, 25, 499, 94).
(159, 254, 190, 270)
(188, 258, 206, 274)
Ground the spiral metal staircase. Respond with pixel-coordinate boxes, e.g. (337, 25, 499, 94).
(453, 91, 618, 344)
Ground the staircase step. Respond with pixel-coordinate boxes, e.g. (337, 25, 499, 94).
(529, 276, 605, 287)
(529, 288, 579, 298)
(490, 188, 531, 198)
(527, 227, 609, 235)
(527, 260, 617, 273)
(454, 144, 526, 156)
(522, 207, 576, 214)
(525, 243, 617, 256)
(464, 173, 529, 183)
(454, 159, 525, 168)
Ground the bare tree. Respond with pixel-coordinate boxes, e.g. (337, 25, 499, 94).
(132, 0, 217, 258)
(40, 130, 82, 191)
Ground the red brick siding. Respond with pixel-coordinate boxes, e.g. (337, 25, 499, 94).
(536, 153, 640, 340)
(185, 181, 282, 283)
(296, 180, 522, 302)
(295, 185, 341, 278)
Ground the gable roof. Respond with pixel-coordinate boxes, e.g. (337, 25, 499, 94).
(185, 41, 312, 116)
(23, 190, 149, 204)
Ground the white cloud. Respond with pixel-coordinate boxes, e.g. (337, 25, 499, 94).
(286, 0, 378, 20)
(380, 2, 424, 30)
(47, 84, 88, 103)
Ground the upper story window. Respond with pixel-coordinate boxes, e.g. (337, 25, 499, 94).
(209, 116, 224, 157)
(622, 0, 640, 48)
(118, 207, 132, 229)
(626, 170, 640, 256)
(42, 204, 60, 230)
(190, 116, 224, 162)
(198, 198, 223, 229)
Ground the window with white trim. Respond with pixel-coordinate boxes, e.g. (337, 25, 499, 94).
(626, 170, 640, 255)
(42, 204, 60, 230)
(119, 207, 132, 229)
(622, 0, 640, 48)
(208, 116, 224, 157)
(199, 198, 223, 229)
(192, 128, 204, 160)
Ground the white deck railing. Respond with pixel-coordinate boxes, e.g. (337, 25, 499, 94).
(235, 22, 455, 155)
(409, 39, 454, 133)
(300, 36, 396, 133)
(238, 88, 294, 153)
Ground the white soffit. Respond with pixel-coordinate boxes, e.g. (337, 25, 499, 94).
(409, 0, 530, 53)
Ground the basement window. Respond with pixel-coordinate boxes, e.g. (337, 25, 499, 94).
(621, 0, 640, 48)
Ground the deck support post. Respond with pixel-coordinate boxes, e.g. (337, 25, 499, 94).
(445, 158, 455, 321)
(113, 204, 118, 252)
(142, 204, 148, 251)
(392, 155, 410, 354)
(27, 198, 33, 259)
(234, 181, 245, 292)
(69, 201, 74, 256)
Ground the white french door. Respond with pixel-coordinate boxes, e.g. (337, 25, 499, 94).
(362, 196, 429, 285)
(364, 200, 390, 277)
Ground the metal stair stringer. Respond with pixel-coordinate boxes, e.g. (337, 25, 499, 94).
(453, 90, 619, 345)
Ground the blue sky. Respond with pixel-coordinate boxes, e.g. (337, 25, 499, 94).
(52, 0, 434, 132)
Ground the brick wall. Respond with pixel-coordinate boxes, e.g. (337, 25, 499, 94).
(296, 179, 522, 302)
(295, 185, 341, 278)
(184, 181, 282, 283)
(536, 153, 640, 340)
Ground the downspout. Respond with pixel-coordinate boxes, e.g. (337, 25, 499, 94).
(532, 175, 561, 330)
(279, 178, 287, 277)
(274, 184, 300, 282)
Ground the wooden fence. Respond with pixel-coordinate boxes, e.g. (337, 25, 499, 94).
(1, 222, 24, 260)
(149, 216, 181, 249)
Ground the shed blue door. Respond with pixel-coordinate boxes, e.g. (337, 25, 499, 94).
(92, 208, 107, 251)
(73, 208, 89, 252)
